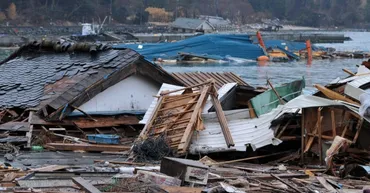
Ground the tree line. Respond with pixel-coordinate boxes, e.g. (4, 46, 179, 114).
(0, 0, 368, 28)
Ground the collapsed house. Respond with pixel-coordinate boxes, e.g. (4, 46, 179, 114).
(0, 40, 182, 148)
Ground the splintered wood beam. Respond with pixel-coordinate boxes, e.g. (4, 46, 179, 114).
(342, 68, 356, 76)
(160, 79, 213, 96)
(139, 97, 165, 138)
(318, 107, 323, 165)
(304, 116, 323, 153)
(210, 86, 234, 147)
(353, 118, 364, 143)
(178, 84, 211, 153)
(70, 105, 97, 122)
(331, 109, 336, 137)
(314, 84, 360, 105)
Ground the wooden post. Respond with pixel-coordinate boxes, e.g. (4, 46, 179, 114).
(306, 40, 312, 65)
(318, 108, 323, 165)
(353, 118, 364, 143)
(301, 109, 305, 163)
(178, 85, 211, 153)
(210, 86, 234, 147)
(256, 31, 266, 49)
(331, 109, 336, 137)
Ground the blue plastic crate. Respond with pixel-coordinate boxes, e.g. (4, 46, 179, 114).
(87, 134, 120, 144)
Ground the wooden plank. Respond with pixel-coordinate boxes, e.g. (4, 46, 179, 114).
(277, 119, 293, 139)
(342, 68, 356, 76)
(139, 97, 165, 138)
(2, 172, 17, 182)
(72, 177, 102, 193)
(178, 84, 211, 153)
(247, 101, 257, 118)
(46, 143, 130, 152)
(331, 109, 336, 137)
(314, 84, 360, 105)
(29, 113, 73, 126)
(73, 116, 139, 128)
(30, 165, 69, 172)
(318, 108, 323, 165)
(210, 86, 234, 147)
(0, 122, 30, 132)
(161, 186, 203, 193)
(353, 118, 364, 143)
(304, 116, 323, 153)
(271, 174, 303, 193)
(208, 151, 289, 166)
(316, 176, 337, 192)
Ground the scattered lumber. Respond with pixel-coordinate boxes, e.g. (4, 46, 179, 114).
(72, 177, 102, 193)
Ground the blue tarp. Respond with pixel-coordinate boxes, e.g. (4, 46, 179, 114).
(264, 40, 323, 52)
(113, 34, 265, 61)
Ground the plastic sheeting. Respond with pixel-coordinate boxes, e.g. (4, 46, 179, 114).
(360, 92, 370, 118)
(264, 40, 323, 51)
(113, 34, 265, 61)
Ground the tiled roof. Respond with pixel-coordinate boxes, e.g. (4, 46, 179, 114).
(0, 40, 181, 121)
(171, 18, 207, 30)
(0, 41, 136, 109)
(171, 72, 249, 89)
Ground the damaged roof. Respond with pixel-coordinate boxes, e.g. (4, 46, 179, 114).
(171, 18, 211, 30)
(172, 72, 249, 90)
(0, 40, 181, 120)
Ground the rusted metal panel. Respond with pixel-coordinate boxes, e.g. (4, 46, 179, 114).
(172, 72, 249, 89)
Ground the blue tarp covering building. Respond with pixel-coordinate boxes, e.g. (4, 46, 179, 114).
(264, 40, 323, 51)
(113, 34, 265, 61)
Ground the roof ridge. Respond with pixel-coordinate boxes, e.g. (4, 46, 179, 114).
(0, 40, 112, 65)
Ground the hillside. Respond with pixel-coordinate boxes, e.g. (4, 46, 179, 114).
(0, 0, 368, 28)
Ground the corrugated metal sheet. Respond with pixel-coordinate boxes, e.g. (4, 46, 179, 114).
(190, 106, 283, 154)
(348, 76, 370, 88)
(203, 83, 237, 113)
(139, 83, 185, 124)
(172, 72, 248, 89)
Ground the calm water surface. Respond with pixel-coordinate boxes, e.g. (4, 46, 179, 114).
(164, 32, 369, 90)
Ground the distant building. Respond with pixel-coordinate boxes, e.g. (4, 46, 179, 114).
(170, 17, 215, 33)
(199, 15, 234, 32)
